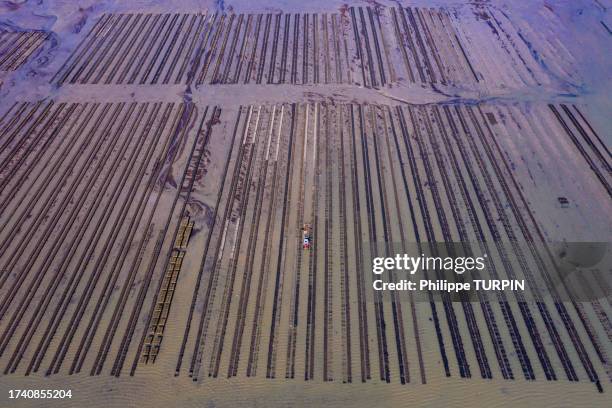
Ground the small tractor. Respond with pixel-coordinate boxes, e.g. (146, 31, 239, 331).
(302, 223, 312, 249)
